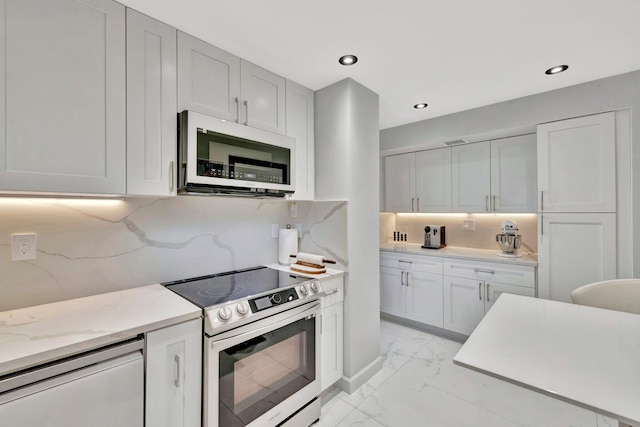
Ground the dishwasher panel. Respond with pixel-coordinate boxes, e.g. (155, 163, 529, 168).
(0, 344, 144, 427)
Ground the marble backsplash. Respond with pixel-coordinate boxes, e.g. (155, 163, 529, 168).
(0, 197, 347, 311)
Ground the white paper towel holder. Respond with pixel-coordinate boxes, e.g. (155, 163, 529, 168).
(278, 224, 298, 265)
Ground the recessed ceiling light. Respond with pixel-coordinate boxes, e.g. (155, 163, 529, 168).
(545, 65, 569, 75)
(414, 103, 428, 109)
(338, 55, 358, 66)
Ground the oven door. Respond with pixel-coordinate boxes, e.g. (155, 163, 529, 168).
(204, 301, 320, 427)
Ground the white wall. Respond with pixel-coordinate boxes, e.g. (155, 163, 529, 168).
(381, 70, 639, 275)
(0, 197, 346, 311)
(315, 78, 382, 391)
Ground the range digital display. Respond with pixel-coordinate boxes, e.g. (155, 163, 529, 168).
(254, 296, 272, 311)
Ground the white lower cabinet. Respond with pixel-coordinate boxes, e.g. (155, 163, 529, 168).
(380, 251, 536, 336)
(320, 276, 344, 391)
(145, 318, 202, 427)
(443, 259, 536, 335)
(380, 253, 444, 328)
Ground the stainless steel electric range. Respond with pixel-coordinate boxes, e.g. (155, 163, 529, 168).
(164, 266, 324, 427)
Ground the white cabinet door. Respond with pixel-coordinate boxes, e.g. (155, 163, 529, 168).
(537, 112, 616, 212)
(538, 213, 617, 303)
(490, 134, 537, 212)
(177, 31, 240, 121)
(240, 60, 286, 135)
(286, 80, 314, 200)
(452, 141, 491, 212)
(443, 276, 484, 335)
(415, 148, 452, 212)
(0, 0, 126, 194)
(146, 319, 202, 427)
(380, 266, 404, 316)
(384, 153, 415, 212)
(405, 271, 443, 328)
(126, 10, 177, 196)
(484, 282, 535, 313)
(321, 302, 344, 391)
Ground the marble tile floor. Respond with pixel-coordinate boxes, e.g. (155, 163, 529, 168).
(317, 319, 618, 427)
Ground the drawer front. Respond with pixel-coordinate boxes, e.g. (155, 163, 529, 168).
(443, 259, 535, 288)
(380, 252, 443, 274)
(321, 276, 344, 306)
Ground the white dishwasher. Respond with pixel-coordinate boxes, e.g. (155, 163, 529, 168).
(0, 338, 144, 427)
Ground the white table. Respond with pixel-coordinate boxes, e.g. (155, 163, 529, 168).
(453, 294, 640, 426)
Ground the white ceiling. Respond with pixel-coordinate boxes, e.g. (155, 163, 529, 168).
(118, 0, 640, 130)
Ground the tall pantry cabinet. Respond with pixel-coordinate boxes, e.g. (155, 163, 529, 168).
(537, 112, 617, 303)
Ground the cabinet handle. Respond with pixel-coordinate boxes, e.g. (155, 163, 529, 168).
(244, 100, 249, 125)
(411, 198, 415, 212)
(325, 288, 339, 296)
(474, 268, 495, 274)
(417, 197, 420, 211)
(485, 195, 489, 212)
(486, 284, 490, 302)
(169, 161, 175, 192)
(174, 355, 181, 388)
(234, 97, 240, 123)
(540, 214, 544, 237)
(398, 260, 413, 265)
(406, 272, 410, 287)
(492, 195, 496, 211)
(540, 190, 544, 211)
(400, 271, 405, 286)
(478, 282, 482, 300)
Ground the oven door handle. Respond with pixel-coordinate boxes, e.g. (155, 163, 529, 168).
(209, 301, 321, 350)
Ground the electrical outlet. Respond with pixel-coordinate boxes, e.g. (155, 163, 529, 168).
(463, 219, 475, 231)
(271, 224, 279, 239)
(12, 233, 37, 261)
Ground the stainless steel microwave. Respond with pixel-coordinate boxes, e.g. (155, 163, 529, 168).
(178, 110, 296, 197)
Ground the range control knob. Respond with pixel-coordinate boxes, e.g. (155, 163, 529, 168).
(310, 281, 320, 293)
(270, 293, 282, 304)
(299, 284, 309, 296)
(217, 306, 232, 321)
(236, 302, 248, 316)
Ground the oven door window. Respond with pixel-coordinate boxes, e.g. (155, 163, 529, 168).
(218, 316, 315, 426)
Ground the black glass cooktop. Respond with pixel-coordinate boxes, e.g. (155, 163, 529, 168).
(164, 267, 304, 308)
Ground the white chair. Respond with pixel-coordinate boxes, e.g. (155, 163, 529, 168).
(570, 279, 640, 315)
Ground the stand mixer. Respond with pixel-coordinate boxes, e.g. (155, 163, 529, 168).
(496, 220, 522, 258)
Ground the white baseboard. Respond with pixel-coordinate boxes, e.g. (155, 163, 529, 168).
(335, 356, 384, 394)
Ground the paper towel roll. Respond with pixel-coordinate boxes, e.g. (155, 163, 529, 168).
(278, 228, 298, 265)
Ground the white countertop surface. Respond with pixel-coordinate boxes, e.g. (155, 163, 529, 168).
(0, 285, 201, 376)
(380, 243, 537, 267)
(453, 294, 640, 425)
(266, 263, 345, 279)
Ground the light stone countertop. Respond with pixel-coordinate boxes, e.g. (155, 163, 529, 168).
(0, 284, 201, 376)
(380, 243, 537, 267)
(454, 294, 640, 425)
(265, 263, 345, 279)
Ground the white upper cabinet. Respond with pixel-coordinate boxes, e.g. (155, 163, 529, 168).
(177, 31, 240, 122)
(384, 152, 415, 212)
(537, 112, 616, 212)
(384, 147, 451, 212)
(0, 0, 126, 194)
(177, 33, 286, 135)
(452, 135, 537, 213)
(415, 148, 452, 212)
(126, 10, 177, 196)
(286, 80, 314, 200)
(240, 60, 286, 134)
(490, 134, 537, 212)
(452, 141, 491, 212)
